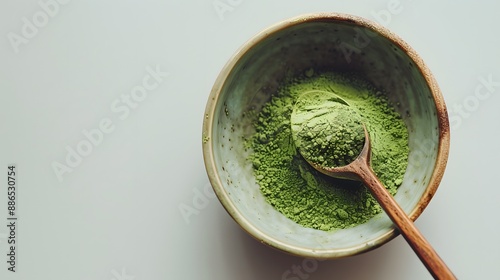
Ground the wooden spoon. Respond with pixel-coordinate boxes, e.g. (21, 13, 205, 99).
(291, 91, 456, 279)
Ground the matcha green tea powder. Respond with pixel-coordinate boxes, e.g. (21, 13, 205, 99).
(248, 72, 409, 231)
(291, 90, 365, 168)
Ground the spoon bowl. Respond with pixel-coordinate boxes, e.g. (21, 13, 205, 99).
(303, 126, 372, 181)
(291, 89, 365, 174)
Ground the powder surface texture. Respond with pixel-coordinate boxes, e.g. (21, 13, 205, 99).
(249, 71, 409, 231)
(291, 90, 365, 168)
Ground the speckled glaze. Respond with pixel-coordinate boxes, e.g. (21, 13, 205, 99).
(202, 13, 449, 259)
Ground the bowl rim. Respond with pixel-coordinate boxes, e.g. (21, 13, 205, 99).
(202, 12, 450, 259)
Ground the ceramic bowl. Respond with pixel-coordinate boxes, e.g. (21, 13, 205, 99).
(202, 13, 449, 258)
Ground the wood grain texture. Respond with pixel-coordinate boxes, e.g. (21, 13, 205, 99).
(316, 128, 455, 279)
(355, 164, 455, 280)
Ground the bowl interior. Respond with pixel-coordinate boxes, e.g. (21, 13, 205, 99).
(203, 14, 448, 258)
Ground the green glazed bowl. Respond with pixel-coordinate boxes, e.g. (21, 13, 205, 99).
(202, 13, 449, 258)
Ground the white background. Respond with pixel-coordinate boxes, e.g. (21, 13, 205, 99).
(0, 0, 498, 279)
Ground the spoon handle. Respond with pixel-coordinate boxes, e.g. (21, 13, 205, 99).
(355, 165, 456, 280)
